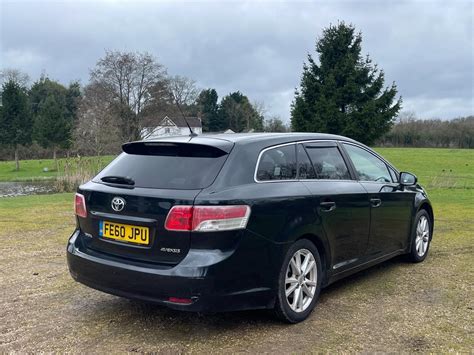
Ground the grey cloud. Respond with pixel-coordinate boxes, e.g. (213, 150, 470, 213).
(1, 0, 472, 121)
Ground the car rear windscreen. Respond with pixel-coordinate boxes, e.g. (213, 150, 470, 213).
(93, 143, 229, 189)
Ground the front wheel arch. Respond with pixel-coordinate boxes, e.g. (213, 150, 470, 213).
(408, 209, 433, 262)
(418, 202, 434, 231)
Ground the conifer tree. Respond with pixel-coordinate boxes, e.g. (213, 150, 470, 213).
(291, 22, 401, 145)
(34, 94, 72, 170)
(0, 80, 32, 170)
(197, 89, 219, 132)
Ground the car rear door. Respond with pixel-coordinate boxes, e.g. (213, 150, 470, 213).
(341, 143, 415, 256)
(298, 142, 371, 271)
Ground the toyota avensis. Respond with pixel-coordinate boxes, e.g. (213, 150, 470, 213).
(67, 133, 434, 323)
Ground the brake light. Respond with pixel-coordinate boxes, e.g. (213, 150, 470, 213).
(165, 205, 251, 232)
(164, 206, 193, 231)
(74, 193, 87, 218)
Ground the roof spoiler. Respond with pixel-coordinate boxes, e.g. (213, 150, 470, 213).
(122, 140, 233, 156)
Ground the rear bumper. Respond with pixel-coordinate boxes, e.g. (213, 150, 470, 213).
(67, 230, 277, 312)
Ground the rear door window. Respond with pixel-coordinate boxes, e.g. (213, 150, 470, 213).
(94, 143, 229, 189)
(256, 144, 297, 181)
(297, 144, 316, 179)
(304, 146, 351, 180)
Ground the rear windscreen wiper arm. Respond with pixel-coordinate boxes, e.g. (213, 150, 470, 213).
(100, 176, 135, 186)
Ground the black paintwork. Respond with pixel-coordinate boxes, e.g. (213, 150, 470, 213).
(67, 133, 434, 312)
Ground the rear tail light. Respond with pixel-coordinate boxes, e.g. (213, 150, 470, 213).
(74, 193, 87, 218)
(192, 205, 251, 231)
(164, 206, 193, 231)
(165, 205, 251, 232)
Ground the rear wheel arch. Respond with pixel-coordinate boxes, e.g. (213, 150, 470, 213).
(274, 238, 323, 322)
(295, 234, 329, 285)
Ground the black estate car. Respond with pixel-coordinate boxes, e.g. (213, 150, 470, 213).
(67, 133, 434, 323)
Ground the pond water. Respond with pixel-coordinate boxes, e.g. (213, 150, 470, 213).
(0, 181, 57, 198)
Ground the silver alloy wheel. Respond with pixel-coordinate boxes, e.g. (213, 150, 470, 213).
(285, 248, 317, 313)
(415, 215, 430, 257)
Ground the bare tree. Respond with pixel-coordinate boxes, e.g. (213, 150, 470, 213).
(264, 116, 290, 132)
(397, 110, 417, 123)
(168, 75, 200, 106)
(378, 115, 474, 148)
(252, 100, 267, 119)
(74, 82, 121, 156)
(90, 50, 167, 141)
(0, 68, 30, 88)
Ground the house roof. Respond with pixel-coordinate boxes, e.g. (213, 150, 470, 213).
(164, 116, 202, 128)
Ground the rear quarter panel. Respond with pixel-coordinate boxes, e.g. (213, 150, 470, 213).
(195, 182, 330, 287)
(196, 182, 324, 244)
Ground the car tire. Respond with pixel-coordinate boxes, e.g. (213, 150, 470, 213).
(274, 239, 322, 323)
(408, 209, 432, 263)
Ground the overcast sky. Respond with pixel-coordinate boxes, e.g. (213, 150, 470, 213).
(1, 0, 473, 121)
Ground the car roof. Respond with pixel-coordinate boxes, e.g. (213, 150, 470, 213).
(132, 132, 359, 148)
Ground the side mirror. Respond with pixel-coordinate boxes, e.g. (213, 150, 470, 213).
(399, 172, 417, 186)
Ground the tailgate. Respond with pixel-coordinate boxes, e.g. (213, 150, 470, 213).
(78, 183, 200, 265)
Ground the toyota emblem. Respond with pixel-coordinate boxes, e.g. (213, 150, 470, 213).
(111, 197, 126, 212)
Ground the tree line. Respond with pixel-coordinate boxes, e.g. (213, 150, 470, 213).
(0, 52, 288, 168)
(0, 71, 81, 169)
(377, 113, 474, 148)
(1, 22, 471, 169)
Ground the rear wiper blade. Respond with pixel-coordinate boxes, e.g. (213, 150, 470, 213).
(100, 175, 135, 186)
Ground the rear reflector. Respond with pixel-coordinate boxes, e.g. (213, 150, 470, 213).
(168, 297, 193, 304)
(74, 193, 87, 218)
(165, 205, 251, 232)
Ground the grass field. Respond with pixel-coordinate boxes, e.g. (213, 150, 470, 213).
(0, 148, 473, 352)
(375, 147, 474, 189)
(1, 148, 472, 187)
(0, 156, 114, 182)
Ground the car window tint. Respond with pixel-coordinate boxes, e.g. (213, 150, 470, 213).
(304, 146, 350, 180)
(343, 144, 391, 183)
(94, 144, 228, 189)
(256, 144, 297, 181)
(297, 144, 316, 179)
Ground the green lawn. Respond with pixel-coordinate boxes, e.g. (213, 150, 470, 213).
(0, 148, 472, 352)
(375, 147, 474, 189)
(1, 148, 473, 187)
(0, 155, 115, 182)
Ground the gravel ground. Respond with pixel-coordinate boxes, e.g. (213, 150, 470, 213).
(0, 193, 473, 353)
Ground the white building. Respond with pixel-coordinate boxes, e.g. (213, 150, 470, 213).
(141, 116, 203, 139)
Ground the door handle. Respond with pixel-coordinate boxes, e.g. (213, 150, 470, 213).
(320, 201, 336, 212)
(370, 198, 382, 208)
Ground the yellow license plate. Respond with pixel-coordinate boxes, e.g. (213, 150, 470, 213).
(99, 220, 150, 245)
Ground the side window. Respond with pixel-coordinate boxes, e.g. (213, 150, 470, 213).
(256, 144, 297, 181)
(297, 144, 316, 179)
(304, 146, 351, 180)
(343, 144, 391, 183)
